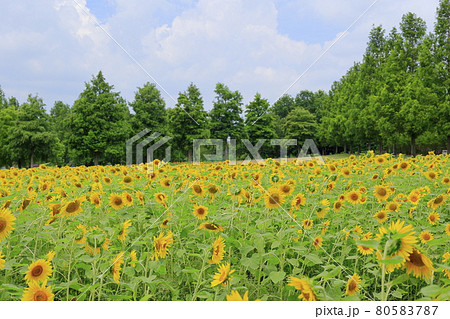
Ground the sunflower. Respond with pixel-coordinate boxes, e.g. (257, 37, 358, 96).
(161, 217, 170, 229)
(118, 220, 132, 242)
(333, 200, 344, 212)
(345, 273, 361, 296)
(287, 276, 317, 301)
(357, 232, 375, 255)
(226, 290, 249, 301)
(278, 183, 294, 196)
(25, 259, 52, 283)
(199, 222, 225, 232)
(151, 231, 174, 261)
(103, 176, 112, 185)
(442, 252, 450, 278)
(302, 219, 313, 230)
(193, 204, 208, 220)
(373, 210, 390, 223)
(442, 177, 450, 185)
(0, 208, 16, 241)
(121, 175, 134, 186)
(291, 193, 306, 209)
(89, 192, 101, 208)
(109, 193, 125, 210)
(192, 184, 205, 197)
(22, 282, 54, 301)
(130, 250, 138, 267)
(122, 191, 134, 207)
(427, 194, 445, 210)
(210, 235, 226, 264)
(211, 263, 235, 287)
(427, 212, 440, 225)
(207, 184, 220, 201)
(404, 248, 434, 279)
(264, 188, 284, 209)
(136, 191, 145, 205)
(407, 192, 421, 204)
(19, 198, 32, 212)
(74, 224, 88, 244)
(424, 171, 437, 180)
(0, 251, 5, 270)
(376, 220, 417, 272)
(346, 190, 361, 204)
(385, 201, 400, 212)
(316, 207, 329, 219)
(112, 252, 125, 283)
(46, 251, 56, 262)
(446, 224, 450, 236)
(419, 231, 433, 244)
(313, 236, 323, 250)
(154, 192, 168, 208)
(374, 185, 389, 202)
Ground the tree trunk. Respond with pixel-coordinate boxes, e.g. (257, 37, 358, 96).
(187, 149, 192, 163)
(344, 144, 347, 153)
(378, 141, 383, 155)
(30, 149, 34, 168)
(357, 145, 360, 154)
(447, 135, 450, 154)
(393, 144, 396, 155)
(335, 145, 338, 154)
(411, 135, 416, 157)
(94, 152, 99, 166)
(349, 145, 353, 154)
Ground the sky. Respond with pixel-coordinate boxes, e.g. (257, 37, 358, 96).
(0, 0, 440, 111)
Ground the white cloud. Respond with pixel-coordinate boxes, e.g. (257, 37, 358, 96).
(0, 0, 442, 110)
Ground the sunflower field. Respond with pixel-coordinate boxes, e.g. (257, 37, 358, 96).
(0, 152, 449, 301)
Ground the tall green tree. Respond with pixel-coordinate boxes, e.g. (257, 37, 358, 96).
(434, 0, 450, 150)
(168, 83, 209, 162)
(283, 107, 317, 155)
(50, 101, 71, 165)
(271, 94, 295, 119)
(8, 94, 57, 167)
(130, 82, 167, 134)
(68, 71, 131, 165)
(244, 93, 277, 158)
(209, 83, 244, 140)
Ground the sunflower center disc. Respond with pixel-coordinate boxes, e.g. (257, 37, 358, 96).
(34, 291, 48, 301)
(32, 265, 44, 277)
(0, 218, 6, 232)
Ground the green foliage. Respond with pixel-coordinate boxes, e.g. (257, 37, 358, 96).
(8, 94, 57, 167)
(130, 82, 167, 134)
(244, 93, 277, 158)
(68, 71, 131, 165)
(168, 83, 209, 162)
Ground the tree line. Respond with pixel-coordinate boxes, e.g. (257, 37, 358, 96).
(0, 0, 448, 167)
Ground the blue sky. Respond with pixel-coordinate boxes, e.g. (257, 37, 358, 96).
(0, 0, 440, 110)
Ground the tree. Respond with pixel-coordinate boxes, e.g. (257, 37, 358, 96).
(283, 107, 317, 156)
(50, 101, 71, 165)
(8, 94, 57, 167)
(130, 82, 167, 134)
(434, 0, 450, 150)
(0, 105, 18, 167)
(271, 94, 295, 119)
(209, 83, 244, 140)
(244, 93, 277, 158)
(209, 83, 244, 159)
(168, 83, 209, 162)
(68, 71, 131, 165)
